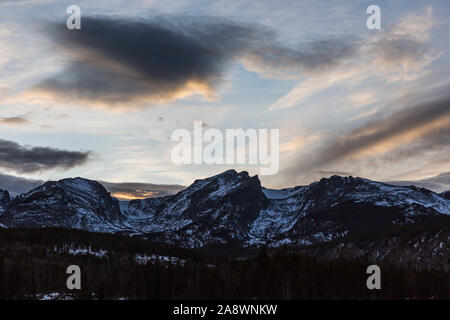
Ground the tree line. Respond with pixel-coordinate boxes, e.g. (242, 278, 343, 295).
(0, 228, 448, 300)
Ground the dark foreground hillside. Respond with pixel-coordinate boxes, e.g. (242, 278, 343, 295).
(0, 229, 449, 300)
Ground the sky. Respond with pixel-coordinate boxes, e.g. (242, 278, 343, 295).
(0, 0, 449, 195)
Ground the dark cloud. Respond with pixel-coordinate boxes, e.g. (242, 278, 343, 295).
(284, 86, 450, 181)
(0, 173, 44, 197)
(99, 181, 185, 200)
(38, 17, 255, 105)
(0, 139, 91, 173)
(37, 16, 359, 107)
(0, 117, 29, 125)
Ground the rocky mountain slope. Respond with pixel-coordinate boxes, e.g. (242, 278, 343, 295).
(122, 170, 449, 249)
(0, 170, 448, 268)
(124, 170, 268, 247)
(0, 178, 127, 233)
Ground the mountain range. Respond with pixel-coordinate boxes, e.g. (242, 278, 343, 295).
(2, 171, 449, 199)
(0, 169, 449, 269)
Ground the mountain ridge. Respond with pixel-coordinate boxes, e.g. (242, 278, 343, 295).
(0, 170, 448, 269)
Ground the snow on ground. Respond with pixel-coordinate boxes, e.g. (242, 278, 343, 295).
(67, 247, 108, 258)
(50, 245, 184, 266)
(50, 246, 109, 258)
(37, 292, 74, 300)
(34, 292, 129, 300)
(134, 254, 185, 265)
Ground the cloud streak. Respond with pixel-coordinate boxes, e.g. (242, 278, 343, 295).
(283, 85, 450, 182)
(0, 116, 29, 125)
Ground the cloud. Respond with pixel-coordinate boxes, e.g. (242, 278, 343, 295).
(0, 173, 43, 195)
(241, 36, 360, 79)
(99, 181, 185, 200)
(0, 116, 29, 125)
(280, 133, 320, 154)
(315, 170, 352, 177)
(388, 172, 450, 193)
(348, 108, 379, 121)
(0, 172, 44, 197)
(269, 8, 439, 110)
(37, 17, 255, 107)
(0, 139, 91, 173)
(365, 7, 439, 83)
(35, 16, 361, 108)
(346, 91, 376, 109)
(283, 85, 450, 182)
(269, 66, 365, 110)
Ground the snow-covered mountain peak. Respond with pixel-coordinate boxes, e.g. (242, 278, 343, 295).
(2, 177, 125, 233)
(286, 175, 449, 214)
(1, 170, 449, 250)
(181, 170, 256, 200)
(21, 177, 114, 204)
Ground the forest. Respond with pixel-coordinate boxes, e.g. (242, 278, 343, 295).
(0, 228, 449, 300)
